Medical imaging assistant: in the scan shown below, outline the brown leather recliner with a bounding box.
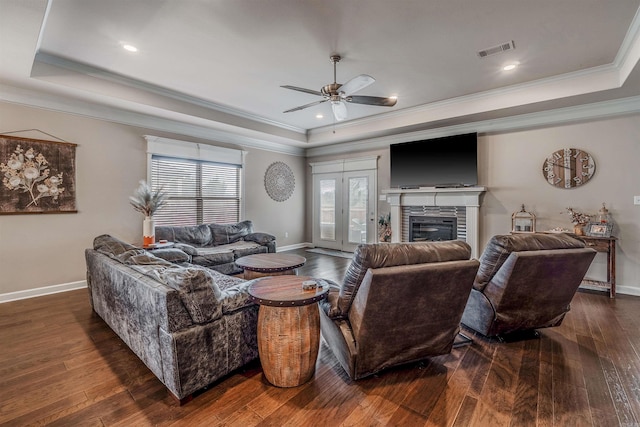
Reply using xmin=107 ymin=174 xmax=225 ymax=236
xmin=319 ymin=241 xmax=480 ymax=380
xmin=461 ymin=233 xmax=597 ymax=338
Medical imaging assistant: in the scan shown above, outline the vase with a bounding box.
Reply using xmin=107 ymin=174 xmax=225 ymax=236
xmin=143 ymin=216 xmax=155 ymax=246
xmin=573 ymin=224 xmax=585 ymax=236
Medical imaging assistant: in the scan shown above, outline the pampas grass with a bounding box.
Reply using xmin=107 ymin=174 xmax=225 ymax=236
xmin=129 ymin=180 xmax=168 ymax=217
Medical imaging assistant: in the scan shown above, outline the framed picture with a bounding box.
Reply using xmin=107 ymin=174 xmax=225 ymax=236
xmin=585 ymin=222 xmax=613 ymax=238
xmin=0 ymin=134 xmax=77 ymax=214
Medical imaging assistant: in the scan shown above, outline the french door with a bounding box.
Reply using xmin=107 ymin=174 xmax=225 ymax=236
xmin=312 ymin=170 xmax=376 ymax=252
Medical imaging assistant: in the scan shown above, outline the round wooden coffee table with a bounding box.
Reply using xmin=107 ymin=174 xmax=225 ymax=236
xmin=248 ymin=275 xmax=330 ymax=387
xmin=235 ymin=253 xmax=306 ymax=279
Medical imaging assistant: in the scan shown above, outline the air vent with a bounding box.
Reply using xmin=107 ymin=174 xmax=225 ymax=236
xmin=477 ymin=40 xmax=516 ymax=58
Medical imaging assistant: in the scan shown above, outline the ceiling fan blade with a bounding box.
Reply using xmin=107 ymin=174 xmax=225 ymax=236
xmin=331 ymin=101 xmax=348 ymax=121
xmin=283 ymin=99 xmax=327 ymax=113
xmin=280 ymin=85 xmax=324 ymax=97
xmin=339 ymin=74 xmax=375 ymax=96
xmin=347 ymin=95 xmax=397 ymax=107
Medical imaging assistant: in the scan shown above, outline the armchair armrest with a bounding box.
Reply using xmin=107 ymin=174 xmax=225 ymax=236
xmin=317 ymin=279 xmax=343 ymax=319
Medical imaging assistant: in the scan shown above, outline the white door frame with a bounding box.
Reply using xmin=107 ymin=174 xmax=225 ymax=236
xmin=310 ymin=157 xmax=378 ymax=251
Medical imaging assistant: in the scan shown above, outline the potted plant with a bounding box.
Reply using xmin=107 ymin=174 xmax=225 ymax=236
xmin=378 ymin=213 xmax=392 ymax=242
xmin=565 ymin=207 xmax=591 ymax=236
xmin=130 ymin=180 xmax=168 ymax=246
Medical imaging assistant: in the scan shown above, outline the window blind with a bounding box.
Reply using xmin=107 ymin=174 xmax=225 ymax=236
xmin=150 ymin=155 xmax=241 ymax=226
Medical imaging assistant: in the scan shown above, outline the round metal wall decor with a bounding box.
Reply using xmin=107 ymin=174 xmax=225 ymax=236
xmin=264 ymin=161 xmax=295 ymax=202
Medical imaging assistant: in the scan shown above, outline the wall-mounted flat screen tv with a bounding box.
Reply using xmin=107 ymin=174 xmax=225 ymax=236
xmin=390 ymin=132 xmax=478 ymax=188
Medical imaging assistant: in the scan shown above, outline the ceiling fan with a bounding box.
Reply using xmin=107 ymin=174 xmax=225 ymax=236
xmin=281 ymin=55 xmax=397 ymax=122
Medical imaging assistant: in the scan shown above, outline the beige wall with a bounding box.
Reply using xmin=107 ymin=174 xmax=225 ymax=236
xmin=479 ymin=116 xmax=640 ymax=295
xmin=0 ymin=102 xmax=306 ymax=296
xmin=243 ymin=148 xmax=306 ymax=247
xmin=2 ymin=100 xmax=638 ymax=297
xmin=307 ymin=114 xmax=640 ymax=295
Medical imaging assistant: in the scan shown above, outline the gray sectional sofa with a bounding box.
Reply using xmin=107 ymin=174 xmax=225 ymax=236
xmin=155 ymin=220 xmax=276 ymax=275
xmin=85 ymin=234 xmax=259 ymax=402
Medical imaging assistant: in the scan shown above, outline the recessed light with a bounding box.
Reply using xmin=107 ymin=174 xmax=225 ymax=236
xmin=316 ymin=113 xmax=324 ymax=119
xmin=122 ymin=44 xmax=138 ymax=52
xmin=503 ymin=63 xmax=518 ymax=71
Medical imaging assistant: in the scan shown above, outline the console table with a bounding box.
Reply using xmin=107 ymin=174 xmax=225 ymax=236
xmin=579 ymin=236 xmax=617 ymax=298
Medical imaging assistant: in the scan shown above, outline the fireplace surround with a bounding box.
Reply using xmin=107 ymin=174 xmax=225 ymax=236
xmin=383 ymin=187 xmax=486 ymax=258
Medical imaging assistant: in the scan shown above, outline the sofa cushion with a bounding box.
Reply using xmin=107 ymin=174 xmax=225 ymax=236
xmin=229 ymin=241 xmax=268 ymax=259
xmin=474 ymin=233 xmax=586 ymax=291
xmin=117 ymin=249 xmax=174 ymax=266
xmin=209 ymin=220 xmax=253 ymax=245
xmin=158 ymin=267 xmax=222 ymax=324
xmin=156 ymin=224 xmax=212 ymax=246
xmin=152 ymin=248 xmax=191 ymax=264
xmin=191 ymin=245 xmax=235 ymax=267
xmin=336 ymin=240 xmax=472 ymax=317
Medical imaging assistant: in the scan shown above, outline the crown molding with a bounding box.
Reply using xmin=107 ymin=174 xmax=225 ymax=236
xmin=616 ymin=5 xmax=640 ymax=82
xmin=33 ymin=52 xmax=308 ymax=136
xmin=307 ymin=10 xmax=640 ymax=144
xmin=0 ymin=83 xmax=306 ymax=156
xmin=306 ymin=63 xmax=625 ymax=145
xmin=305 ymin=96 xmax=640 ymax=157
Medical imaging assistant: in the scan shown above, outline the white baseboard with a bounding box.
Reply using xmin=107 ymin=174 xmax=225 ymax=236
xmin=615 ymin=285 xmax=640 ymax=297
xmin=0 ymin=280 xmax=87 ymax=304
xmin=2 ymin=275 xmax=636 ymax=304
xmin=276 ymin=242 xmax=313 ymax=252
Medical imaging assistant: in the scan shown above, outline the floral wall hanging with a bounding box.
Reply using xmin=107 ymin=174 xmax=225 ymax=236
xmin=0 ymin=135 xmax=77 ymax=214
xmin=264 ymin=161 xmax=295 ymax=202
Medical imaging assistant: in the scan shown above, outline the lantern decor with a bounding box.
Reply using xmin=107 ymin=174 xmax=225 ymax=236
xmin=597 ymin=202 xmax=612 ymax=224
xmin=511 ymin=204 xmax=536 ymax=234
xmin=585 ymin=202 xmax=614 ymax=238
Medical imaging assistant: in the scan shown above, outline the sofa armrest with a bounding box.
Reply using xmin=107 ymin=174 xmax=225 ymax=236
xmin=172 ymin=242 xmax=198 ymax=256
xmin=220 ymin=280 xmax=258 ymax=313
xmin=244 ymin=232 xmax=276 ymax=253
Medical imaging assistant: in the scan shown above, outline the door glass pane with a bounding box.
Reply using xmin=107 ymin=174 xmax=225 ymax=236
xmin=319 ymin=179 xmax=336 ymax=240
xmin=348 ymin=177 xmax=368 ymax=244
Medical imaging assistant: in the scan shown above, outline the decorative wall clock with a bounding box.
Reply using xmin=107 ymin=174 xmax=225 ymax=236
xmin=264 ymin=161 xmax=295 ymax=201
xmin=542 ymin=148 xmax=595 ymax=188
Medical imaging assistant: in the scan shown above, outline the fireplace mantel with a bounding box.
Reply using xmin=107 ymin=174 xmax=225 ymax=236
xmin=383 ymin=187 xmax=487 ymax=258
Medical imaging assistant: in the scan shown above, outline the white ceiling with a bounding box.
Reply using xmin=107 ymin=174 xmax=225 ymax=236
xmin=1 ymin=0 xmax=639 ymax=154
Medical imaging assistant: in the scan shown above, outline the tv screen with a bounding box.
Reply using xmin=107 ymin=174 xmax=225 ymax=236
xmin=390 ymin=133 xmax=478 ymax=188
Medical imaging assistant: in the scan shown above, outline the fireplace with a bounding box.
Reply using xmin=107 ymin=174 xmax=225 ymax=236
xmin=383 ymin=186 xmax=486 ymax=257
xmin=409 ymin=216 xmax=457 ymax=242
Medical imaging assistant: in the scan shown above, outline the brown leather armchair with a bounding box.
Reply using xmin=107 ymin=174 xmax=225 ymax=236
xmin=461 ymin=233 xmax=597 ymax=338
xmin=319 ymin=241 xmax=480 ymax=380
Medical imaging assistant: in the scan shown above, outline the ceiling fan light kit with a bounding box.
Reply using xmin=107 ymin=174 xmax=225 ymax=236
xmin=282 ymin=54 xmax=397 ymax=122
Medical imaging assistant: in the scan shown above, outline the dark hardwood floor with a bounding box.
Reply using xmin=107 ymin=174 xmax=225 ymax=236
xmin=1 ymin=248 xmax=639 ymax=426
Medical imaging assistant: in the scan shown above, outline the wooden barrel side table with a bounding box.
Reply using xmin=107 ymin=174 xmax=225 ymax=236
xmin=236 ymin=253 xmax=306 ymax=280
xmin=248 ymin=275 xmax=329 ymax=387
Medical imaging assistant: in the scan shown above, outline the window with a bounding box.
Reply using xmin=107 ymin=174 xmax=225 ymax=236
xmin=145 ymin=135 xmax=244 ymax=227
